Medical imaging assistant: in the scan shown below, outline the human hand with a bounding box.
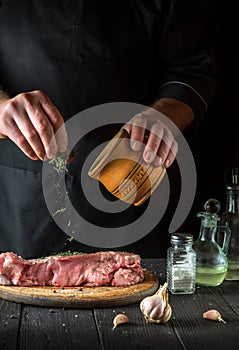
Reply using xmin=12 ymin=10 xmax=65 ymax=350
xmin=0 ymin=90 xmax=67 ymax=160
xmin=123 ymin=107 xmax=178 ymax=168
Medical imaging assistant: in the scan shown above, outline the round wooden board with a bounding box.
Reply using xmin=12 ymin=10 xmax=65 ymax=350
xmin=0 ymin=269 xmax=158 ymax=308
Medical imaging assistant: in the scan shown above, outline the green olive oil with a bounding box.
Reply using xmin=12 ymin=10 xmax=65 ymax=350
xmin=225 ymin=262 xmax=239 ymax=280
xmin=196 ymin=266 xmax=227 ymax=286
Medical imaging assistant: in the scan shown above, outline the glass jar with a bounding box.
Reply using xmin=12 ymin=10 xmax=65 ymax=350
xmin=167 ymin=233 xmax=196 ymax=294
xmin=220 ymin=172 xmax=239 ymax=280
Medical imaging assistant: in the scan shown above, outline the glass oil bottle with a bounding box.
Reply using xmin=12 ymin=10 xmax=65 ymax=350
xmin=220 ymin=167 xmax=239 ymax=280
xmin=193 ymin=199 xmax=230 ymax=286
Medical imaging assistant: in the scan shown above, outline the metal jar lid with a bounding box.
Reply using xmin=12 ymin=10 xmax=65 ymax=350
xmin=170 ymin=233 xmax=193 ymax=244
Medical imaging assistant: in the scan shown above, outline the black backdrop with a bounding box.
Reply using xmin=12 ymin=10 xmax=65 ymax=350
xmin=179 ymin=1 xmax=238 ymax=242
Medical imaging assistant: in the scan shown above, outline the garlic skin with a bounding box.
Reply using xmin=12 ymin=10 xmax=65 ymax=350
xmin=112 ymin=313 xmax=130 ymax=330
xmin=140 ymin=282 xmax=172 ymax=324
xmin=203 ymin=309 xmax=226 ymax=323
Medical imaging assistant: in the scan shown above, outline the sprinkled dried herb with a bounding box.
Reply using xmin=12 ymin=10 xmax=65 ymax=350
xmin=52 ymin=207 xmax=67 ymax=217
xmin=48 ymin=152 xmax=69 ymax=174
xmin=48 ymin=152 xmax=75 ymax=247
xmin=53 ymin=251 xmax=83 ymax=256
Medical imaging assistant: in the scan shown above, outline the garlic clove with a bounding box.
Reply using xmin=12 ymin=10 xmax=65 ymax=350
xmin=203 ymin=309 xmax=226 ymax=323
xmin=161 ymin=303 xmax=172 ymax=323
xmin=112 ymin=313 xmax=130 ymax=330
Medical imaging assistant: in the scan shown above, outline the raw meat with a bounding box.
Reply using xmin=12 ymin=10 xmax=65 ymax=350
xmin=0 ymin=251 xmax=144 ymax=287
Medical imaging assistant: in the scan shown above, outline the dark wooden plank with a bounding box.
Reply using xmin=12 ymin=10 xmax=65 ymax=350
xmin=168 ymin=284 xmax=239 ymax=350
xmin=208 ymin=281 xmax=239 ymax=315
xmin=17 ymin=305 xmax=101 ymax=350
xmin=142 ymin=259 xmax=166 ymax=279
xmin=142 ymin=259 xmax=166 ymax=282
xmin=94 ymin=303 xmax=183 ymax=350
xmin=0 ymin=300 xmax=21 ymax=350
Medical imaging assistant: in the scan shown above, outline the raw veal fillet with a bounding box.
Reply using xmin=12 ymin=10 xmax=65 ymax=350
xmin=0 ymin=251 xmax=144 ymax=287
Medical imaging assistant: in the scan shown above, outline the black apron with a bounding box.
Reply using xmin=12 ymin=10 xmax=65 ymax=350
xmin=0 ymin=0 xmax=215 ymax=258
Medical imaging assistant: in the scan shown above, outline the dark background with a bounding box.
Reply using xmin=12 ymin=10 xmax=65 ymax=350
xmin=180 ymin=2 xmax=238 ymax=240
xmin=64 ymin=2 xmax=239 ymax=258
xmin=132 ymin=2 xmax=239 ymax=257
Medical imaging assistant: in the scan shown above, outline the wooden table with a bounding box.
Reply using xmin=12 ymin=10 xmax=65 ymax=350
xmin=1 ymin=259 xmax=239 ymax=350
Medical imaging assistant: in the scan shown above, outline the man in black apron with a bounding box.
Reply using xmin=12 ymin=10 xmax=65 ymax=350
xmin=0 ymin=1 xmax=218 ymax=258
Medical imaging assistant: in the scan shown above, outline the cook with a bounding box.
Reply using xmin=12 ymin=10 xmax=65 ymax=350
xmin=0 ymin=1 xmax=218 ymax=258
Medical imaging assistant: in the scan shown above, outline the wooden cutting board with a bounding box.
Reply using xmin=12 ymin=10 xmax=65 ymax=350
xmin=0 ymin=269 xmax=158 ymax=308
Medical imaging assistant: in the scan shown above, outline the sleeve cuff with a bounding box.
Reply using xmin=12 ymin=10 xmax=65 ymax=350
xmin=156 ymin=81 xmax=208 ymax=118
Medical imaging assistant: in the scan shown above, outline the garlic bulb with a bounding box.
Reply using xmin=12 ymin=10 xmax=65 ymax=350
xmin=140 ymin=282 xmax=172 ymax=323
xmin=203 ymin=309 xmax=226 ymax=323
xmin=112 ymin=313 xmax=130 ymax=330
